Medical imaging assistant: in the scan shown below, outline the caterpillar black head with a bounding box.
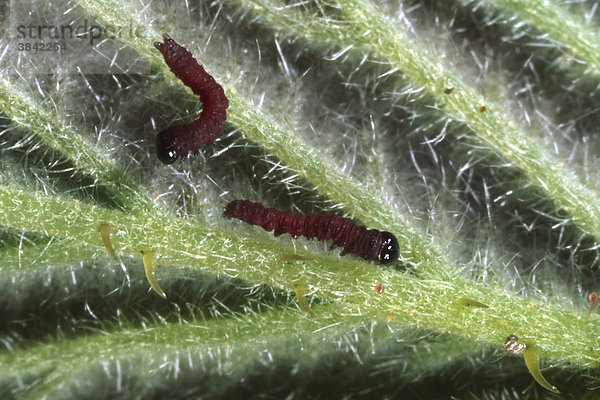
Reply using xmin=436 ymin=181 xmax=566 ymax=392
xmin=378 ymin=231 xmax=398 ymax=265
xmin=156 ymin=129 xmax=178 ymax=164
xmin=153 ymin=33 xmax=177 ymax=59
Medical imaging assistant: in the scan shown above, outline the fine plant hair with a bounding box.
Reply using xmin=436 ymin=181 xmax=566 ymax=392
xmin=2 ymin=0 xmax=600 ymax=398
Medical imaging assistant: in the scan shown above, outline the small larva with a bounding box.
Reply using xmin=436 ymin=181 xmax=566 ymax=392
xmin=223 ymin=200 xmax=399 ymax=265
xmin=154 ymin=34 xmax=229 ymax=164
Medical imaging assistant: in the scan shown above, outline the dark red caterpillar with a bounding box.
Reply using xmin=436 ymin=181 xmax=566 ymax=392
xmin=223 ymin=200 xmax=399 ymax=265
xmin=154 ymin=34 xmax=229 ymax=164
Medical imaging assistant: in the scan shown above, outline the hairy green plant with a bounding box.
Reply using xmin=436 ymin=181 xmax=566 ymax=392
xmin=2 ymin=0 xmax=600 ymax=398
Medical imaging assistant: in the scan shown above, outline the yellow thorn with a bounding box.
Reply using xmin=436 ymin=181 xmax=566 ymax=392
xmin=293 ymin=278 xmax=312 ymax=315
xmin=523 ymin=345 xmax=559 ymax=394
xmin=504 ymin=335 xmax=559 ymax=394
xmin=98 ymin=223 xmax=118 ymax=261
xmin=141 ymin=250 xmax=167 ymax=299
xmin=455 ymin=297 xmax=488 ymax=308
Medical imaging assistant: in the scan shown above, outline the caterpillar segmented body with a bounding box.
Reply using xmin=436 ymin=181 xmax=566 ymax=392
xmin=223 ymin=200 xmax=399 ymax=265
xmin=154 ymin=34 xmax=229 ymax=164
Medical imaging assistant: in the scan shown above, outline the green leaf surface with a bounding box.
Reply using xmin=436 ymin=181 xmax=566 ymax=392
xmin=2 ymin=0 xmax=600 ymax=398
